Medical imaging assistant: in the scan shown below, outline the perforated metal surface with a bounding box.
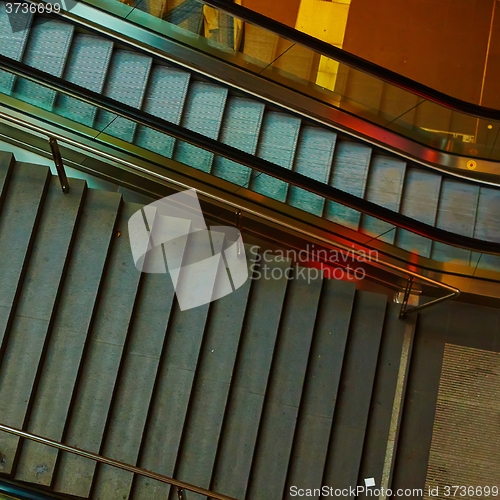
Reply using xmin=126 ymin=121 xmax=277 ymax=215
xmin=425 ymin=344 xmax=500 ymax=500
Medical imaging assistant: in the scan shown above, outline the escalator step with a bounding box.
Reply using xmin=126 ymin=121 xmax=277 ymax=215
xmin=212 ymin=96 xmax=265 ymax=187
xmin=361 ymin=155 xmax=406 ymax=245
xmin=251 ymin=111 xmax=301 ymax=202
xmin=95 ymin=50 xmax=153 ymax=142
xmin=397 ymin=168 xmax=442 ymax=258
xmin=15 ymin=18 xmax=74 ymax=110
xmin=174 ymin=81 xmax=228 ymax=173
xmin=325 ymin=140 xmax=372 ymax=230
xmin=432 ymin=178 xmax=480 ymax=265
xmin=56 ymin=33 xmax=113 ymax=127
xmin=288 ymin=126 xmax=336 ymax=216
xmin=135 ymin=65 xmax=191 ymax=158
xmin=0 ymin=4 xmax=33 ymax=94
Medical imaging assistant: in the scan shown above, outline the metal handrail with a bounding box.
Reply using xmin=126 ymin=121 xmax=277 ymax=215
xmin=0 ymin=424 xmax=236 ymax=500
xmin=202 ymin=0 xmax=500 ymax=121
xmin=0 ymin=106 xmax=460 ymax=316
xmin=1 ymin=54 xmax=500 ymax=255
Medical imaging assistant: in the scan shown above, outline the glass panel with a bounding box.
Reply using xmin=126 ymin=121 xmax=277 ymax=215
xmin=71 ymin=0 xmax=500 ymax=168
xmin=1 ymin=70 xmax=498 ymax=275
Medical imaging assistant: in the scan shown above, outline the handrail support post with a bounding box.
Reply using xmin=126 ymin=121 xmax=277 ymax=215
xmin=49 ymin=137 xmax=70 ymax=194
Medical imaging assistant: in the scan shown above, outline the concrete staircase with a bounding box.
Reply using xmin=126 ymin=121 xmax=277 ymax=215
xmin=0 ymin=152 xmax=414 ymax=499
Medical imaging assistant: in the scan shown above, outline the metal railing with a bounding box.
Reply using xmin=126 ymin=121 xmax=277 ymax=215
xmin=0 ymin=424 xmax=236 ymax=500
xmin=0 ymin=105 xmax=460 ymax=317
xmin=1 ymin=54 xmax=500 ymax=255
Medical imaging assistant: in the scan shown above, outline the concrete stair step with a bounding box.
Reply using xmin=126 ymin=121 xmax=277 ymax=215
xmin=247 ymin=266 xmax=323 ymax=499
xmin=14 ymin=189 xmax=122 ymax=487
xmin=0 ymin=177 xmax=85 ymax=476
xmin=52 ymin=203 xmax=143 ymax=498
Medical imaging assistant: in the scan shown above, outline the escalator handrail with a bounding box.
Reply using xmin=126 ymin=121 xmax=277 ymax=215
xmin=202 ymin=0 xmax=500 ymax=122
xmin=1 ymin=53 xmax=500 ymax=256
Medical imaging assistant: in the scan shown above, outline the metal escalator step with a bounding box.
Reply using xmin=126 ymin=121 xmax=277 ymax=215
xmin=0 ymin=162 xmax=51 ymax=476
xmin=250 ymin=111 xmax=301 ymax=202
xmin=0 ymin=177 xmax=85 ymax=477
xmin=212 ymin=97 xmax=265 ymax=187
xmin=56 ymin=33 xmax=113 ymax=127
xmin=325 ymin=140 xmax=372 ymax=230
xmin=15 ymin=18 xmax=74 ymax=110
xmin=288 ymin=126 xmax=336 ymax=216
xmin=247 ymin=266 xmax=323 ymax=499
xmin=174 ymin=81 xmax=228 ymax=173
xmin=95 ymin=50 xmax=153 ymax=142
xmin=474 ymin=186 xmax=500 ymax=243
xmin=211 ymin=257 xmax=290 ymax=500
xmin=396 ymin=168 xmax=442 ymax=258
xmin=172 ymin=261 xmax=253 ymax=500
xmin=361 ymin=155 xmax=406 ymax=245
xmin=322 ymin=290 xmax=387 ymax=494
xmin=53 ymin=203 xmax=143 ymax=499
xmin=432 ymin=178 xmax=480 ymax=265
xmin=132 ymin=229 xmax=223 ymax=500
xmin=134 ymin=65 xmax=190 ymax=158
xmin=14 ymin=189 xmax=121 ymax=488
xmin=0 ymin=4 xmax=33 ymax=94
xmin=286 ymin=279 xmax=356 ymax=496
xmin=91 ymin=272 xmax=176 ymax=500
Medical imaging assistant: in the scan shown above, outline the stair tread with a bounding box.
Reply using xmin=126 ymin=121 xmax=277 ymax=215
xmin=173 ymin=268 xmax=253 ymax=500
xmin=0 ymin=177 xmax=85 ymax=476
xmin=286 ymin=279 xmax=356 ymax=494
xmin=14 ymin=189 xmax=121 ymax=487
xmin=322 ymin=290 xmax=387 ymax=491
xmin=53 ymin=202 xmax=143 ymax=498
xmin=358 ymin=304 xmax=415 ymax=500
xmin=247 ymin=266 xmax=323 ymax=499
xmin=56 ymin=33 xmax=113 ymax=127
xmin=0 ymin=162 xmax=50 ymax=352
xmin=211 ymin=257 xmax=290 ymax=499
xmin=91 ymin=271 xmax=177 ymax=500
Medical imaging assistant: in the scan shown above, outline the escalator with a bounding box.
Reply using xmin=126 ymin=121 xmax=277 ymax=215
xmin=0 ymin=0 xmax=500 ymax=278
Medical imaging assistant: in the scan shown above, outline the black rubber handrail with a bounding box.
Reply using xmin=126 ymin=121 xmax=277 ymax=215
xmin=1 ymin=53 xmax=500 ymax=255
xmin=202 ymin=0 xmax=500 ymax=122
